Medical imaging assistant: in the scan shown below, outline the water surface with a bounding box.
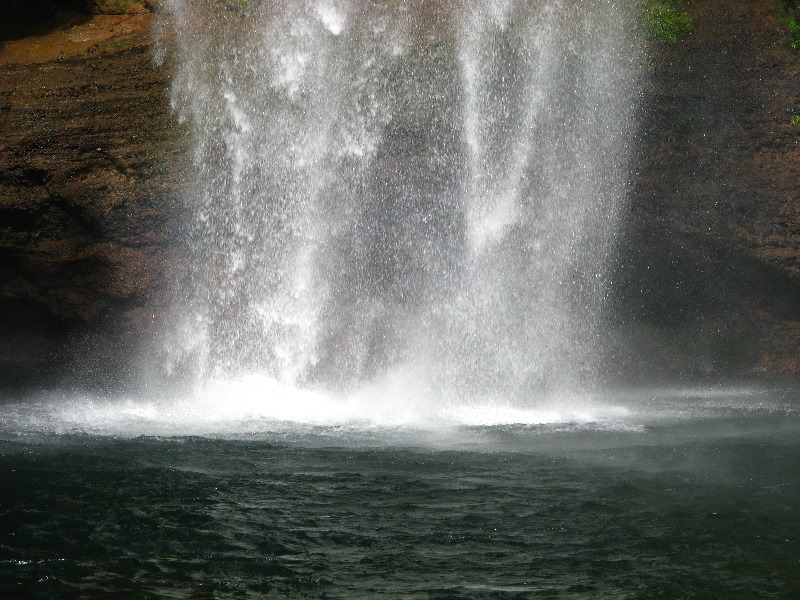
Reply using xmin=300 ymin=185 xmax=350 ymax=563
xmin=2 ymin=388 xmax=798 ymax=599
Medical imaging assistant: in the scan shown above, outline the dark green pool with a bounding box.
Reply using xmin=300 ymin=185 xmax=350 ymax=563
xmin=1 ymin=389 xmax=798 ymax=599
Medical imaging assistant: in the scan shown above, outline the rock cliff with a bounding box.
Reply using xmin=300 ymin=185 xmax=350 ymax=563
xmin=612 ymin=0 xmax=800 ymax=382
xmin=0 ymin=1 xmax=185 ymax=389
xmin=0 ymin=0 xmax=798 ymax=390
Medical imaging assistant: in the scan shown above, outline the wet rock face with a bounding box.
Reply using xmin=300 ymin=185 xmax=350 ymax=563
xmin=72 ymin=0 xmax=153 ymax=14
xmin=0 ymin=0 xmax=151 ymax=36
xmin=611 ymin=0 xmax=800 ymax=381
xmin=0 ymin=22 xmax=187 ymax=389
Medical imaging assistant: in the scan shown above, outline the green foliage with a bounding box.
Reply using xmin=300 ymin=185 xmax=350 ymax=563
xmin=782 ymin=0 xmax=800 ymax=48
xmin=791 ymin=114 xmax=800 ymax=127
xmin=106 ymin=38 xmax=129 ymax=51
xmin=642 ymin=0 xmax=694 ymax=43
xmin=787 ymin=19 xmax=800 ymax=48
xmin=674 ymin=113 xmax=695 ymax=130
xmin=106 ymin=0 xmax=130 ymax=14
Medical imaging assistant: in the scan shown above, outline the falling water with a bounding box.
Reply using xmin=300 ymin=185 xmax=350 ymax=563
xmin=5 ymin=8 xmax=800 ymax=597
xmin=155 ymin=0 xmax=642 ymax=416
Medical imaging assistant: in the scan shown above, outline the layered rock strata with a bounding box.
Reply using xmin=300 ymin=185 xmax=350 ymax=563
xmin=0 ymin=4 xmax=185 ymax=389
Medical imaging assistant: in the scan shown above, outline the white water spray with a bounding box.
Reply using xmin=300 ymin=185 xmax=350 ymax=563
xmin=154 ymin=0 xmax=642 ymax=424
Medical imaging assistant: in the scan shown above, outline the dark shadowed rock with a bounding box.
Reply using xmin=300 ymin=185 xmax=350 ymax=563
xmin=611 ymin=0 xmax=800 ymax=382
xmin=0 ymin=12 xmax=187 ymax=390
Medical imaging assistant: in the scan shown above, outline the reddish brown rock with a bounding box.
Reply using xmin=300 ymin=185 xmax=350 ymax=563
xmin=72 ymin=0 xmax=152 ymax=14
xmin=613 ymin=0 xmax=800 ymax=382
xmin=0 ymin=10 xmax=187 ymax=389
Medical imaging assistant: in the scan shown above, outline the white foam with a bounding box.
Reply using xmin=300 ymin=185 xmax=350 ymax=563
xmin=0 ymin=371 xmax=649 ymax=439
xmin=315 ymin=2 xmax=345 ymax=36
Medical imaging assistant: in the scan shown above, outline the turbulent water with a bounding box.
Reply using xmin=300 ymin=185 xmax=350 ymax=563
xmin=1 ymin=389 xmax=799 ymax=599
xmin=155 ymin=0 xmax=641 ymax=403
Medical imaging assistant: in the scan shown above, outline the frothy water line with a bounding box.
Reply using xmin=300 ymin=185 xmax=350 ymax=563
xmin=4 ymin=392 xmax=630 ymax=438
xmin=4 ymin=384 xmax=795 ymax=442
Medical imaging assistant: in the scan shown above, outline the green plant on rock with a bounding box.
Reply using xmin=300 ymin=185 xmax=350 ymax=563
xmin=642 ymin=0 xmax=694 ymax=43
xmin=675 ymin=113 xmax=695 ymax=130
xmin=782 ymin=0 xmax=800 ymax=48
xmin=104 ymin=38 xmax=130 ymax=52
xmin=106 ymin=0 xmax=130 ymax=14
xmin=787 ymin=19 xmax=800 ymax=48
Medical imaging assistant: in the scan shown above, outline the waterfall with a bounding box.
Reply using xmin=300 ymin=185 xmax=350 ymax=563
xmin=155 ymin=0 xmax=642 ymax=413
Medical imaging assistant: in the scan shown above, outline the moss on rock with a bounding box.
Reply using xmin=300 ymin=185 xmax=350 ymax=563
xmin=642 ymin=0 xmax=694 ymax=43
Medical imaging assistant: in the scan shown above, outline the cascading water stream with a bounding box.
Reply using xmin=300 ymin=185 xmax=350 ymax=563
xmin=153 ymin=0 xmax=642 ymax=423
xmin=5 ymin=10 xmax=800 ymax=597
